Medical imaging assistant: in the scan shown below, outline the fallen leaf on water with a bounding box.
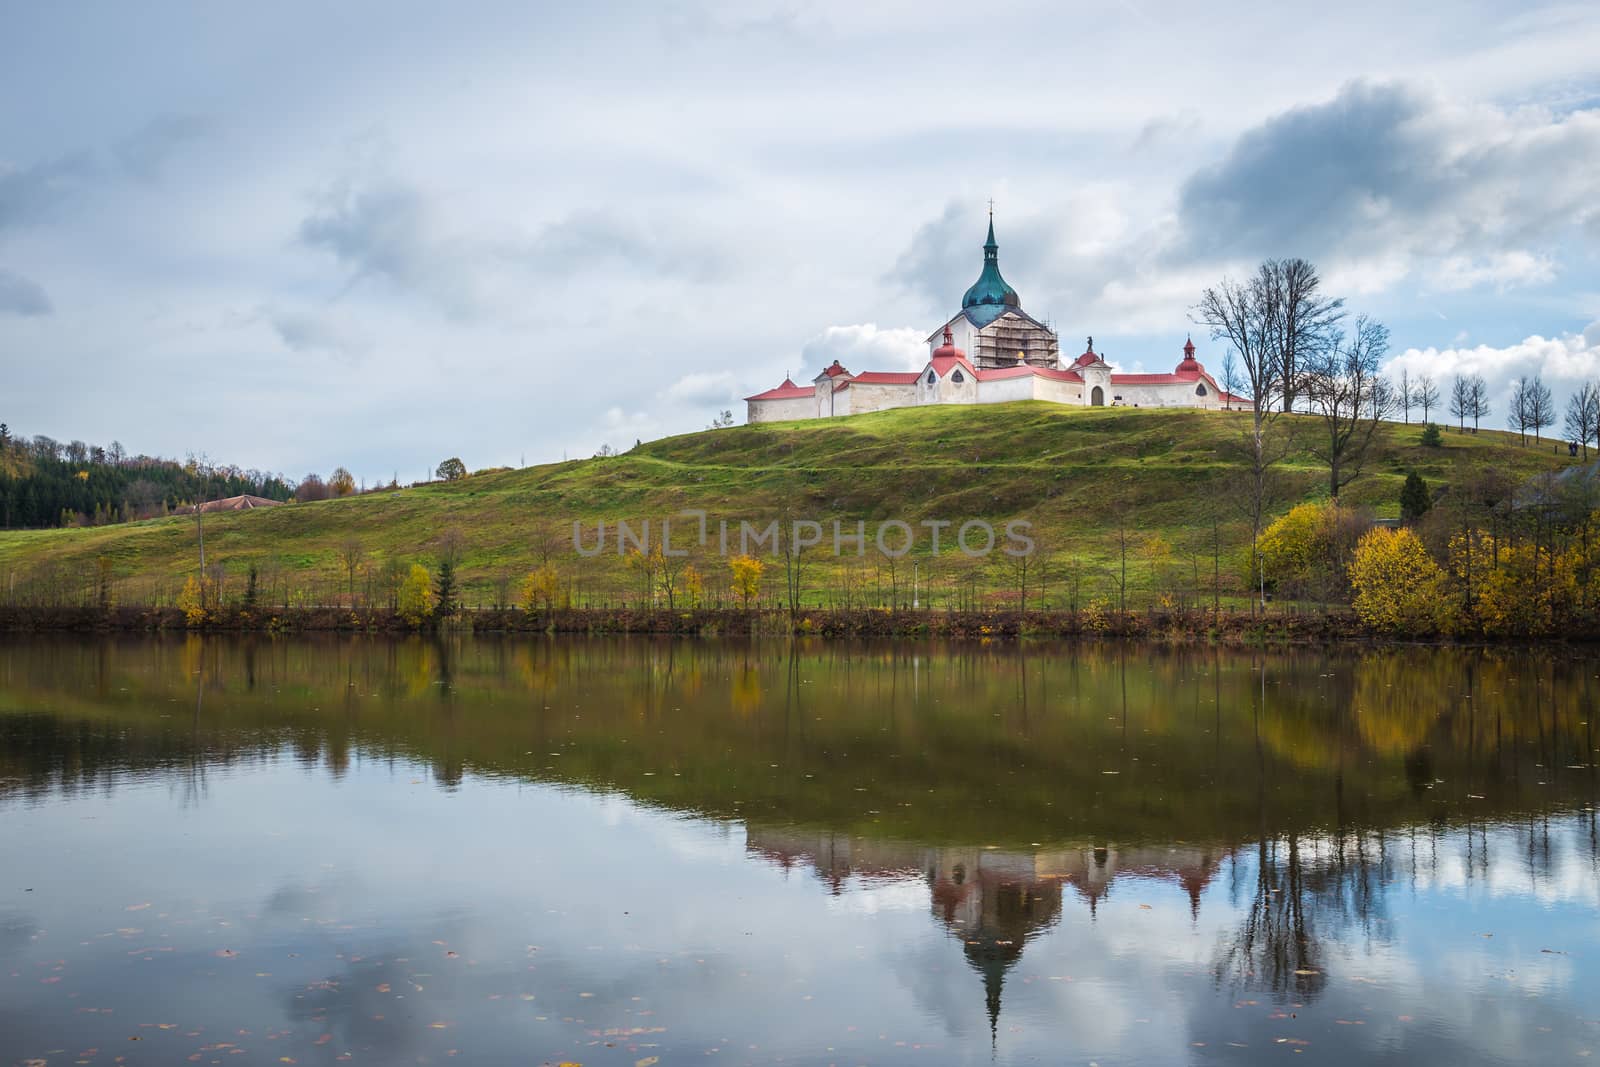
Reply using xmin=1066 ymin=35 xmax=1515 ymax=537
xmin=314 ymin=1035 xmax=332 ymax=1046
xmin=636 ymin=1058 xmax=660 ymax=1067
xmin=1138 ymin=904 xmax=1152 ymax=910
xmin=376 ymin=984 xmax=391 ymax=993
xmin=430 ymin=1022 xmax=450 ymax=1030
xmin=125 ymin=904 xmax=150 ymax=912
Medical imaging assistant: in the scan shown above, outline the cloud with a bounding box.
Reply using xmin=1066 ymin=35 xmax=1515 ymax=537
xmin=666 ymin=370 xmax=738 ymax=405
xmin=267 ymin=305 xmax=368 ymax=358
xmin=298 ymin=165 xmax=730 ymax=323
xmin=800 ymin=323 xmax=928 ymax=373
xmin=0 ymin=268 xmax=51 ymax=316
xmin=1176 ymin=80 xmax=1600 ymax=282
xmin=1387 ymin=321 xmax=1600 ymax=428
xmin=525 ymin=210 xmax=728 ymax=283
xmin=0 ymin=152 xmax=98 ymax=231
xmin=299 ymin=175 xmax=478 ymax=314
xmin=113 ymin=114 xmax=217 ymax=180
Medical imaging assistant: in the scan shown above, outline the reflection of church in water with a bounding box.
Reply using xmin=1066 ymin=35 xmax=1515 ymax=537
xmin=747 ymin=828 xmax=1223 ymax=1038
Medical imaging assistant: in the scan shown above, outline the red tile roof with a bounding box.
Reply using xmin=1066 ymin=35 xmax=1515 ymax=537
xmin=928 ymin=353 xmax=976 ymax=377
xmin=744 ymin=377 xmax=813 ymax=401
xmin=847 ymin=370 xmax=922 ymax=385
xmin=1111 ymin=372 xmax=1200 ymax=385
xmin=976 ymin=365 xmax=1083 ymax=383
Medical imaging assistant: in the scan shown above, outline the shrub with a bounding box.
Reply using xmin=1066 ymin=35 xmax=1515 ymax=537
xmin=1419 ymin=423 xmax=1443 ymax=447
xmin=1348 ymin=528 xmax=1451 ymax=635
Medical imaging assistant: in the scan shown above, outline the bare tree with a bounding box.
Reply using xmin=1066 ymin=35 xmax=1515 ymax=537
xmin=1526 ymin=375 xmax=1554 ymax=443
xmin=1399 ymin=368 xmax=1412 ymax=424
xmin=1564 ymin=381 xmax=1599 ymax=458
xmin=1415 ymin=374 xmax=1439 ymax=425
xmin=1303 ymin=316 xmax=1394 ymax=499
xmin=1220 ymin=350 xmax=1242 ymax=409
xmin=1449 ymin=375 xmax=1471 ymax=431
xmin=1468 ymin=375 xmax=1490 ymax=433
xmin=1194 ymin=275 xmax=1279 ymax=425
xmin=1370 ymin=374 xmax=1396 ymax=420
xmin=297 ymin=473 xmax=330 ymax=502
xmin=1260 ymin=258 xmax=1345 ymax=411
xmin=1194 ymin=271 xmax=1295 ymax=614
xmin=337 ymin=537 xmax=366 ymax=606
xmin=1509 ymin=377 xmax=1530 ymax=444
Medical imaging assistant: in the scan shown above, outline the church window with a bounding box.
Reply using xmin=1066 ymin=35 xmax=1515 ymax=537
xmin=952 ymin=369 xmax=965 ymax=383
xmin=926 ymin=370 xmax=935 ymax=384
xmin=1196 ymin=383 xmax=1208 ymax=396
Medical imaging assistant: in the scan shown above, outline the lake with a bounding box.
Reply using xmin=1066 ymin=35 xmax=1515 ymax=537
xmin=1 ymin=636 xmax=1597 ymax=1065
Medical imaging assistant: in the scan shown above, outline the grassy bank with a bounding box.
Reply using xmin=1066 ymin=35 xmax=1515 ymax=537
xmin=0 ymin=403 xmax=1579 ymax=611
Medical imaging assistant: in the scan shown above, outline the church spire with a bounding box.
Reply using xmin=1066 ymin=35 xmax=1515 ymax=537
xmin=963 ymin=209 xmax=1018 ymax=314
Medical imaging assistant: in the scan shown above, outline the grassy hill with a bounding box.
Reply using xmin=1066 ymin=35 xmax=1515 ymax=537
xmin=0 ymin=404 xmax=1581 ymax=610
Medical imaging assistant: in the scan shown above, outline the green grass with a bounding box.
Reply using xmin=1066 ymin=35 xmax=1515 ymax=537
xmin=0 ymin=404 xmax=1580 ymax=607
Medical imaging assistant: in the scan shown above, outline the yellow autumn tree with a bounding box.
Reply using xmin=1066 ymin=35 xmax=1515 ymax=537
xmin=397 ymin=563 xmax=436 ymax=627
xmin=1255 ymin=502 xmax=1328 ymax=589
xmin=1348 ymin=527 xmax=1451 ymax=634
xmin=520 ymin=564 xmax=560 ymax=614
xmin=682 ymin=563 xmax=704 ymax=609
xmin=178 ymin=575 xmax=207 ymax=627
xmin=729 ymin=554 xmax=764 ymax=609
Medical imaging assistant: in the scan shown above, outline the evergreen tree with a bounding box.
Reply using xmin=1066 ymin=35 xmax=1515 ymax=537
xmin=1400 ymin=471 xmax=1431 ymax=521
xmin=434 ymin=558 xmax=458 ymax=618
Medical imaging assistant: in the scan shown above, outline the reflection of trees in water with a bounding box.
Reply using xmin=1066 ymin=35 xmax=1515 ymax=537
xmin=1214 ymin=810 xmax=1600 ymax=1005
xmin=4 ymin=638 xmax=1598 ymax=838
xmin=1216 ymin=833 xmax=1364 ymax=1002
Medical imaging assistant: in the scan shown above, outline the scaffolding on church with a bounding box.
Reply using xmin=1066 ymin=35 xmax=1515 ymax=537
xmin=971 ymin=320 xmax=1061 ymax=368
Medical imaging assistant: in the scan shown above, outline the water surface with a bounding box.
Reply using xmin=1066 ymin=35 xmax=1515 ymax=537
xmin=2 ymin=637 xmax=1597 ymax=1065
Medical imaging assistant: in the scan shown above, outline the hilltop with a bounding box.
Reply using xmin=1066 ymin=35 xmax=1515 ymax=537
xmin=0 ymin=404 xmax=1580 ymax=610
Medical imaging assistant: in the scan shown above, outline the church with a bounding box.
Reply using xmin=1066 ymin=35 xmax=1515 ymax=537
xmin=745 ymin=216 xmax=1247 ymax=422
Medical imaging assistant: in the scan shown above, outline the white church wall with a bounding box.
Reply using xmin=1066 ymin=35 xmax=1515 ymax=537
xmin=939 ymin=316 xmax=979 ymax=356
xmin=1034 ymin=377 xmax=1083 ymax=405
xmin=747 ymin=395 xmax=818 ymax=423
xmin=975 ymin=376 xmax=1036 ymax=405
xmin=1109 ymin=381 xmax=1218 ymax=409
xmin=936 ymin=369 xmax=978 ymax=404
xmin=847 ymin=383 xmax=918 ymax=414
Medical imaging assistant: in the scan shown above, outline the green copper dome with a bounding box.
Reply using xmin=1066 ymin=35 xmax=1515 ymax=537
xmin=961 ymin=217 xmax=1020 ymax=324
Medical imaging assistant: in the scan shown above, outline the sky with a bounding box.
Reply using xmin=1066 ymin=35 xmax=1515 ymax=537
xmin=2 ymin=0 xmax=1598 ymax=483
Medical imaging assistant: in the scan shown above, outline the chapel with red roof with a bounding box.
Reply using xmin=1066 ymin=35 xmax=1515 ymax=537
xmin=745 ymin=214 xmax=1247 ymax=422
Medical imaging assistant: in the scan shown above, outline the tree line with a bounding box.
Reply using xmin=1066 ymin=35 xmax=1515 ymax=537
xmin=0 ymin=424 xmax=293 ymax=529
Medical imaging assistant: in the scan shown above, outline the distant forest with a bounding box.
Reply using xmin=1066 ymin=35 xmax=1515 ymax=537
xmin=0 ymin=423 xmax=294 ymax=529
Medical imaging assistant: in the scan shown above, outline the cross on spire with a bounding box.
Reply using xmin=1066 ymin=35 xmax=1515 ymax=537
xmin=987 ymin=197 xmax=994 ymax=217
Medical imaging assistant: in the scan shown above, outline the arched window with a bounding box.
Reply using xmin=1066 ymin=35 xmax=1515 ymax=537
xmin=1196 ymin=382 xmax=1208 ymax=396
xmin=952 ymin=369 xmax=965 ymax=383
xmin=926 ymin=370 xmax=936 ymax=384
